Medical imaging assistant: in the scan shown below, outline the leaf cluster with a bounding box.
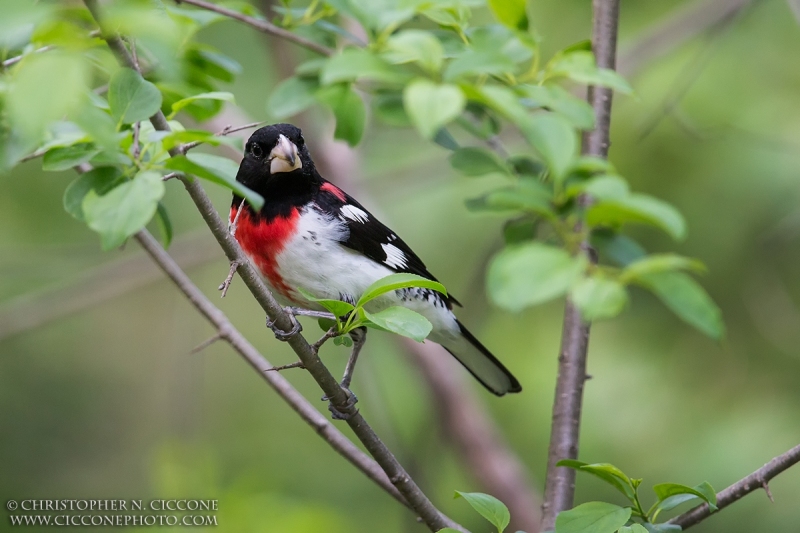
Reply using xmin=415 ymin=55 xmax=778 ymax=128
xmin=300 ymin=273 xmax=447 ymax=344
xmin=0 ymin=0 xmax=258 ymax=249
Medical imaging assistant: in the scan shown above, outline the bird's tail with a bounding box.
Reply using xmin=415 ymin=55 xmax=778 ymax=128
xmin=439 ymin=320 xmax=522 ymax=396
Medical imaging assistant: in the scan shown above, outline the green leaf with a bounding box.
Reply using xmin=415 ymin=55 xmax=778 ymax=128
xmin=315 ymin=83 xmax=366 ymax=146
xmin=374 ymin=93 xmax=411 ymax=127
xmin=591 ymin=231 xmax=646 ymax=267
xmin=618 ymin=525 xmax=648 ymax=533
xmin=587 ymin=194 xmax=687 ymax=241
xmin=384 ymin=30 xmax=444 ymax=74
xmin=168 ymin=91 xmax=234 ymax=119
xmin=547 ymin=51 xmax=633 ymax=95
xmin=318 ymin=317 xmax=338 ymax=332
xmin=83 ymin=171 xmax=165 ymax=250
xmin=357 ymin=273 xmax=447 ymax=307
xmin=488 ymin=243 xmax=586 ymax=312
xmin=635 ymin=271 xmax=724 ymax=339
xmin=433 ymin=128 xmax=460 ymax=151
xmin=555 ymin=502 xmax=631 ymax=533
xmin=445 ymin=48 xmax=517 ymax=81
xmin=488 ymin=0 xmax=528 ymax=30
xmin=63 ymin=167 xmax=124 ymax=221
xmin=466 ymin=181 xmax=553 ymax=215
xmin=449 ymin=147 xmax=510 ymax=177
xmin=454 ymin=491 xmax=510 ymax=533
xmin=568 ymin=156 xmax=616 ymax=177
xmin=296 ymin=287 xmax=356 ymax=318
xmin=268 ymin=76 xmax=319 ymax=119
xmin=364 ymin=307 xmax=432 ymax=342
xmin=521 ymin=85 xmax=595 ymax=130
xmin=8 ymin=51 xmax=89 ymax=143
xmin=557 ymin=460 xmax=636 ymax=501
xmin=652 ymin=493 xmax=700 ymax=514
xmin=108 ymin=68 xmax=163 ymax=125
xmin=42 ymin=143 xmax=100 ymax=172
xmin=334 ymin=335 xmax=353 ymax=347
xmin=620 ymin=254 xmax=705 ymax=284
xmin=477 ymin=85 xmax=530 ymax=123
xmin=403 ymin=79 xmax=466 ymax=140
xmin=571 ymin=277 xmax=628 ymax=321
xmin=320 ymin=48 xmax=403 ymax=85
xmin=653 ymin=482 xmax=717 ymax=511
xmin=503 ymin=217 xmax=537 ymax=244
xmin=518 ymin=113 xmax=577 ymax=182
xmin=154 ymin=202 xmax=173 ymax=248
xmin=164 ymin=154 xmax=264 ymax=210
xmin=567 ymin=174 xmax=629 ymax=201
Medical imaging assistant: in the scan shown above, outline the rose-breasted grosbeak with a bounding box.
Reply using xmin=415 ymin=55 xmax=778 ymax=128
xmin=231 ymin=123 xmax=521 ymax=396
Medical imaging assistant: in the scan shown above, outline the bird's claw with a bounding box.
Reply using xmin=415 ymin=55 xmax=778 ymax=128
xmin=322 ymin=387 xmax=358 ymax=420
xmin=266 ymin=310 xmax=302 ymax=341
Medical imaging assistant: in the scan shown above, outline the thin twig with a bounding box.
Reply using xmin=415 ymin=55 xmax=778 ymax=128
xmin=179 ymin=121 xmax=266 ymax=153
xmin=218 ymin=198 xmax=246 ymax=297
xmin=173 ymin=0 xmax=333 ymax=57
xmin=265 ymin=361 xmax=305 ymax=372
xmin=1 ymin=45 xmax=56 ymax=69
xmin=540 ymin=0 xmax=620 ymax=530
xmin=190 ymin=333 xmax=222 ymax=354
xmin=669 ymin=444 xmax=800 ymax=529
xmin=84 ymin=2 xmax=463 ymax=529
xmin=311 ymin=327 xmax=339 ymax=354
xmin=218 ymin=261 xmax=239 ymax=297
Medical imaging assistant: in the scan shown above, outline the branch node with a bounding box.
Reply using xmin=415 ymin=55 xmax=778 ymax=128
xmin=761 ymin=480 xmax=774 ymax=503
xmin=218 ymin=260 xmax=240 ymax=297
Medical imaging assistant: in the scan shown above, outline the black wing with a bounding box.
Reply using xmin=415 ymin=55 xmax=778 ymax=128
xmin=317 ymin=181 xmax=461 ymax=307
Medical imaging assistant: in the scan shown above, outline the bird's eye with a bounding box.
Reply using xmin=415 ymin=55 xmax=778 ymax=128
xmin=297 ymin=135 xmax=305 ymax=146
xmin=250 ymin=144 xmax=264 ymax=159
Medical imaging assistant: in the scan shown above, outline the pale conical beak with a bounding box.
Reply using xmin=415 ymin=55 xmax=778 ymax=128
xmin=269 ymin=134 xmax=302 ymax=174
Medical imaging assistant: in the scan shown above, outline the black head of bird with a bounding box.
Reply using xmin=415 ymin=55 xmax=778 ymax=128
xmin=236 ymin=123 xmax=318 ymax=193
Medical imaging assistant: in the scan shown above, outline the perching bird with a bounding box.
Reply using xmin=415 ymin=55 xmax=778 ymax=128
xmin=231 ymin=123 xmax=521 ymax=397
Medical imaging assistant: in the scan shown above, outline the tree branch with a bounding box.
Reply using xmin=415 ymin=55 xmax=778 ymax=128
xmin=132 ymin=228 xmax=408 ymax=507
xmin=84 ymin=2 xmax=462 ymax=530
xmin=668 ymin=444 xmax=800 ymax=529
xmin=173 ymin=0 xmax=334 ymax=57
xmin=540 ymin=0 xmax=620 ymax=530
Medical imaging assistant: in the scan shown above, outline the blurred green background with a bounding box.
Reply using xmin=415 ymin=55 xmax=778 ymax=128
xmin=2 ymin=0 xmax=800 ymax=531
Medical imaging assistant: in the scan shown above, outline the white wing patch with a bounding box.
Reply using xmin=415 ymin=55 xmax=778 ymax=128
xmin=340 ymin=204 xmax=369 ymax=223
xmin=381 ymin=243 xmax=407 ymax=269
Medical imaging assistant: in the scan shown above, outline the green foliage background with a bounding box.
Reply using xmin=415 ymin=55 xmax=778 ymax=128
xmin=2 ymin=0 xmax=800 ymax=532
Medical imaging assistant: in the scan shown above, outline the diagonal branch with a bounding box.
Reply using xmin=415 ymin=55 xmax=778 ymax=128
xmin=669 ymin=443 xmax=800 ymax=529
xmin=174 ymin=0 xmax=333 ymax=56
xmin=540 ymin=0 xmax=620 ymax=530
xmin=83 ymin=1 xmax=462 ymax=530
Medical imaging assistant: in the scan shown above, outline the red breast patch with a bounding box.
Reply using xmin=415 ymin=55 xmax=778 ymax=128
xmin=231 ymin=206 xmax=299 ymax=301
